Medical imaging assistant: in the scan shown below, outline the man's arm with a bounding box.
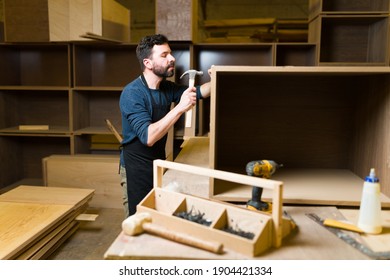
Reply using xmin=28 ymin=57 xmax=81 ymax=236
xmin=199 ymin=81 xmax=211 ymax=98
xmin=147 ymin=70 xmax=211 ymax=147
xmin=146 ymin=86 xmax=197 ymax=146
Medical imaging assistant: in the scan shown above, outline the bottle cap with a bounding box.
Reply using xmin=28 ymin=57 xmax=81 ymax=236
xmin=365 ymin=168 xmax=379 ymax=183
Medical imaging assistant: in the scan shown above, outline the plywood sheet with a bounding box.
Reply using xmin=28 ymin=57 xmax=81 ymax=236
xmin=0 ymin=186 xmax=94 ymax=259
xmin=0 ymin=201 xmax=71 ymax=259
xmin=0 ymin=185 xmax=94 ymax=205
xmin=163 ymin=137 xmax=210 ymax=198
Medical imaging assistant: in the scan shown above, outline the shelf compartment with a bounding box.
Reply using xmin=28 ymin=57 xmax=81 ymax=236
xmin=310 ymin=15 xmax=389 ymax=65
xmin=193 ymin=44 xmax=274 ymax=84
xmin=0 ymin=135 xmax=71 ymax=189
xmin=73 ymin=43 xmax=138 ymax=87
xmin=275 ymin=43 xmax=317 ymax=66
xmin=73 ymin=134 xmax=121 ymax=154
xmin=210 ymin=66 xmax=390 ymax=202
xmin=173 ymin=195 xmax=226 ymax=227
xmin=72 ymin=89 xmax=121 ymax=133
xmin=309 ymin=0 xmax=390 ymax=20
xmin=0 ymin=44 xmax=70 ymax=86
xmin=0 ymin=89 xmax=70 ymax=134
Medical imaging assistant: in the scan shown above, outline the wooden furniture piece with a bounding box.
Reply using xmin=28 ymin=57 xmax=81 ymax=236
xmin=0 ymin=41 xmax=191 ymax=189
xmin=209 ymin=66 xmax=390 ymax=202
xmin=308 ymin=0 xmax=390 ymax=65
xmin=3 ymin=0 xmax=130 ymax=42
xmin=104 ymin=206 xmax=390 ymax=259
xmin=0 ymin=185 xmax=94 ymax=260
xmin=43 ymin=154 xmax=122 ymax=209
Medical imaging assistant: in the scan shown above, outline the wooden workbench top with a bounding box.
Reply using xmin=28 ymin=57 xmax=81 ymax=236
xmin=104 ymin=206 xmax=390 ymax=260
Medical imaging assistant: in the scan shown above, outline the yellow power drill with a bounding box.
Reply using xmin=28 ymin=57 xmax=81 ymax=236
xmin=246 ymin=160 xmax=283 ymax=212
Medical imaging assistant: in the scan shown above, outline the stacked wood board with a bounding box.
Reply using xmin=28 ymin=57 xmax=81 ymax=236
xmin=0 ymin=185 xmax=94 ymax=260
xmin=3 ymin=0 xmax=130 ymax=42
xmin=43 ymin=154 xmax=122 ymax=209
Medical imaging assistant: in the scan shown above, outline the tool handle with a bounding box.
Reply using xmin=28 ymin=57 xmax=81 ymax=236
xmin=143 ymin=222 xmax=223 ymax=254
xmin=184 ymin=78 xmax=195 ymax=128
xmin=188 ymin=78 xmax=195 ymax=88
xmin=323 ymin=219 xmax=364 ymax=233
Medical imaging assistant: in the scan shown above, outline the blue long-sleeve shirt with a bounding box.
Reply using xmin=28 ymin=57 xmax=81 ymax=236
xmin=119 ymin=76 xmax=202 ymax=164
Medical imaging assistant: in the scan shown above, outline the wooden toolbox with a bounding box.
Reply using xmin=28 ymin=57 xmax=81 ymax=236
xmin=136 ymin=159 xmax=295 ymax=257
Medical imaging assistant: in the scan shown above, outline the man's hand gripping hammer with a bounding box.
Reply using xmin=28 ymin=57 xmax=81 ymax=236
xmin=180 ymin=70 xmax=203 ymax=135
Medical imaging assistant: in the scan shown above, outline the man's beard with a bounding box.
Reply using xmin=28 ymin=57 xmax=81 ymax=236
xmin=153 ymin=63 xmax=175 ymax=78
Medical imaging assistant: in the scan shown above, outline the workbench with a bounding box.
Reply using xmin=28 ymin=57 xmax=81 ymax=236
xmin=104 ymin=205 xmax=390 ymax=260
xmin=104 ymin=137 xmax=390 ymax=259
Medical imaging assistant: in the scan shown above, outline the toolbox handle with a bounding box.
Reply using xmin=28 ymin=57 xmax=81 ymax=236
xmin=153 ymin=159 xmax=284 ymax=248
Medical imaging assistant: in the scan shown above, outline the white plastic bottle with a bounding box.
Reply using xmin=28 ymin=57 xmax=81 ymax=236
xmin=357 ymin=168 xmax=382 ymax=234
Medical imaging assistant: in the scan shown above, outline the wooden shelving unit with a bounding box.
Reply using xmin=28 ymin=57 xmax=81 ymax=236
xmin=309 ymin=0 xmax=390 ymax=65
xmin=1 ymin=0 xmax=390 ymax=196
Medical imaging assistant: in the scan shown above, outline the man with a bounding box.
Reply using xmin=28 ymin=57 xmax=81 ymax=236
xmin=119 ymin=34 xmax=211 ymax=216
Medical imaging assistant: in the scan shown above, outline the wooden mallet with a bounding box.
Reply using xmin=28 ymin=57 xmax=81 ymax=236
xmin=122 ymin=212 xmax=223 ymax=254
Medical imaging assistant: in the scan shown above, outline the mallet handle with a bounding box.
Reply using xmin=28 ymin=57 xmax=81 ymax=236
xmin=143 ymin=222 xmax=223 ymax=254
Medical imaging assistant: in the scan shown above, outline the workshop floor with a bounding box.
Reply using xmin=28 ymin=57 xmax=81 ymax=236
xmin=48 ymin=207 xmax=124 ymax=260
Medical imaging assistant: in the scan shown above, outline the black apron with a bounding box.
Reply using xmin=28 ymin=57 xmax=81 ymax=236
xmin=123 ymin=75 xmax=170 ymax=216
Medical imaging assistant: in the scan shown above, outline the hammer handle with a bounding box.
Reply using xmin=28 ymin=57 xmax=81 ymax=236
xmin=143 ymin=222 xmax=223 ymax=254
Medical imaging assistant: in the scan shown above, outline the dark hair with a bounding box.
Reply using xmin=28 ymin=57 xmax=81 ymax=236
xmin=136 ymin=34 xmax=169 ymax=71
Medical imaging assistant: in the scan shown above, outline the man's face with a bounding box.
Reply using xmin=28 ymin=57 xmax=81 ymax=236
xmin=150 ymin=43 xmax=175 ymax=78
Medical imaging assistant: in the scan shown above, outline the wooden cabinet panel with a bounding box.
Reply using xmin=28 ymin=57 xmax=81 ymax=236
xmin=311 ymin=15 xmax=389 ymax=65
xmin=209 ymin=66 xmax=390 ymax=201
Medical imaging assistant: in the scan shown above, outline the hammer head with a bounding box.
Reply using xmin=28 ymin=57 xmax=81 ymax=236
xmin=180 ymin=69 xmax=203 ymax=80
xmin=122 ymin=212 xmax=152 ymax=236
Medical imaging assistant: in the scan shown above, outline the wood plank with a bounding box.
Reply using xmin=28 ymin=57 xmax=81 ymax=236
xmin=0 ymin=185 xmax=94 ymax=206
xmin=204 ymin=18 xmax=276 ymax=28
xmin=18 ymin=125 xmax=49 ymax=131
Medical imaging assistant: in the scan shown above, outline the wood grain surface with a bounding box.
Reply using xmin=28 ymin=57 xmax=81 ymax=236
xmin=104 ymin=206 xmax=380 ymax=260
xmin=0 ymin=186 xmax=94 ymax=259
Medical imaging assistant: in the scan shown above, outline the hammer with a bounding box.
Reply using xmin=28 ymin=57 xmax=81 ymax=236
xmin=180 ymin=70 xmax=203 ymax=131
xmin=122 ymin=212 xmax=223 ymax=254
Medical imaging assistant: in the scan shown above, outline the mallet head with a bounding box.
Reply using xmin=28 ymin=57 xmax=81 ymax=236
xmin=122 ymin=212 xmax=152 ymax=236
